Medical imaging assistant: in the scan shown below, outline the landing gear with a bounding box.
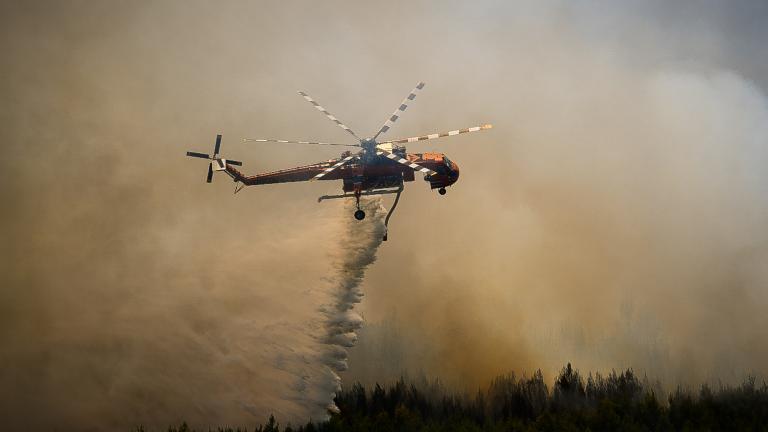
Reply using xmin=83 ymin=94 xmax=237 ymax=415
xmin=353 ymin=185 xmax=365 ymax=220
xmin=438 ymin=187 xmax=447 ymax=195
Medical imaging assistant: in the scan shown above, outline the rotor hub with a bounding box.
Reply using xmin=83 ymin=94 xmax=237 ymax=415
xmin=361 ymin=138 xmax=377 ymax=161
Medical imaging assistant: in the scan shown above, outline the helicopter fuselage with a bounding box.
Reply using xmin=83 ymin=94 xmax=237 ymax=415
xmin=225 ymin=150 xmax=460 ymax=192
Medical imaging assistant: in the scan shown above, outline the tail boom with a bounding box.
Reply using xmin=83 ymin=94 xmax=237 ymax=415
xmin=221 ymin=161 xmax=340 ymax=186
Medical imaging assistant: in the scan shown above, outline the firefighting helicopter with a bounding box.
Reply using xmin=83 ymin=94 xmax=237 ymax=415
xmin=185 ymin=82 xmax=492 ymax=240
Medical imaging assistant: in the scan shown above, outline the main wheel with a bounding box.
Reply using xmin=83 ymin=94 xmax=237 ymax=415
xmin=438 ymin=187 xmax=447 ymax=195
xmin=354 ymin=209 xmax=366 ymax=220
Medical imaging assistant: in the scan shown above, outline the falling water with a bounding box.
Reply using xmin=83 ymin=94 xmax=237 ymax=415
xmin=318 ymin=198 xmax=387 ymax=413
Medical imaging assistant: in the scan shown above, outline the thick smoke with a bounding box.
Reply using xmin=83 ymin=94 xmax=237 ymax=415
xmin=2 ymin=1 xmax=768 ymax=430
xmin=349 ymin=69 xmax=768 ymax=389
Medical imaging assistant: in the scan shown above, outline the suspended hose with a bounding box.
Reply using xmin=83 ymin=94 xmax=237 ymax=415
xmin=383 ymin=187 xmax=403 ymax=240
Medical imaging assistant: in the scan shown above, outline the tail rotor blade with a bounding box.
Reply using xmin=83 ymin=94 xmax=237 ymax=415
xmin=214 ymin=134 xmax=222 ymax=155
xmin=188 ymin=134 xmax=242 ymax=184
xmin=186 ymin=151 xmax=211 ymax=159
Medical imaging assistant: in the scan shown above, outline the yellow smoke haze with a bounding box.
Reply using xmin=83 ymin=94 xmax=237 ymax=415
xmin=1 ymin=0 xmax=767 ymax=430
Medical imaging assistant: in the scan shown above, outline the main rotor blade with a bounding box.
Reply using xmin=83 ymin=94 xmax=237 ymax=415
xmin=297 ymin=91 xmax=361 ymax=141
xmin=206 ymin=163 xmax=213 ymax=183
xmin=311 ymin=154 xmax=359 ymax=181
xmin=372 ymin=82 xmax=425 ymax=141
xmin=186 ymin=151 xmax=211 ymax=159
xmin=226 ymin=159 xmax=243 ymax=166
xmin=376 ymin=150 xmax=437 ymax=177
xmin=380 ymin=124 xmax=493 ymax=145
xmin=242 ymin=138 xmax=359 ymax=147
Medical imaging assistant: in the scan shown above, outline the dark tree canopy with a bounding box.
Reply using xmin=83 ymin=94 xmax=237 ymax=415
xmin=148 ymin=364 xmax=768 ymax=432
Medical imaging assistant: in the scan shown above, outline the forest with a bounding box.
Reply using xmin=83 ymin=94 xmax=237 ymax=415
xmin=147 ymin=363 xmax=768 ymax=431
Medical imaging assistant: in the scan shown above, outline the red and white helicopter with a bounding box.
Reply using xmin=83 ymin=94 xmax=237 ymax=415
xmin=186 ymin=82 xmax=492 ymax=240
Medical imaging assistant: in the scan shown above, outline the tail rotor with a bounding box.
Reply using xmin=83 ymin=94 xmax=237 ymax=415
xmin=186 ymin=134 xmax=243 ymax=183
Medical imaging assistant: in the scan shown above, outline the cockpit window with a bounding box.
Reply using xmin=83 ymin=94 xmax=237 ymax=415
xmin=443 ymin=156 xmax=453 ymax=169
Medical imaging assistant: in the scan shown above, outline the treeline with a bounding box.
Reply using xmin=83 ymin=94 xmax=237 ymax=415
xmin=154 ymin=363 xmax=768 ymax=432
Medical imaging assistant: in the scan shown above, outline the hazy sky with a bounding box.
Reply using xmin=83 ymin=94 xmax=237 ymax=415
xmin=2 ymin=0 xmax=768 ymax=430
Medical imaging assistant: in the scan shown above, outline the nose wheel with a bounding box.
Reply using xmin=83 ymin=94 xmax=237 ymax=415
xmin=438 ymin=187 xmax=447 ymax=195
xmin=354 ymin=209 xmax=366 ymax=220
